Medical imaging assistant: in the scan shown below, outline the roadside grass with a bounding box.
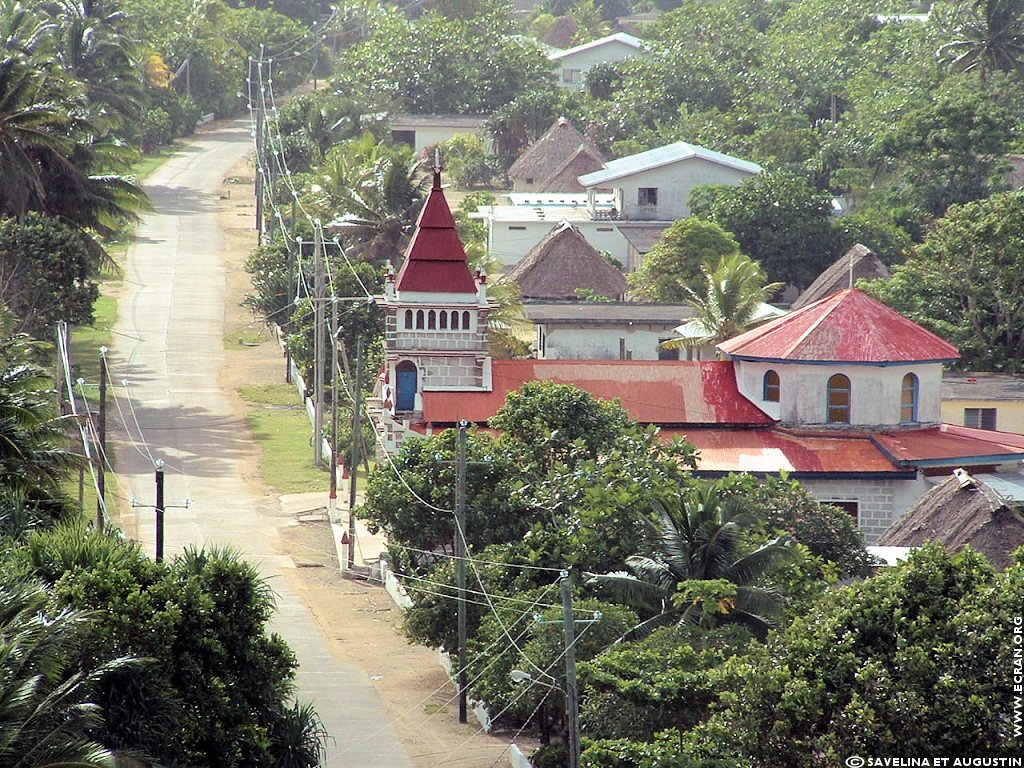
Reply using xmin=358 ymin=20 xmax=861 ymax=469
xmin=239 ymin=383 xmax=329 ymax=494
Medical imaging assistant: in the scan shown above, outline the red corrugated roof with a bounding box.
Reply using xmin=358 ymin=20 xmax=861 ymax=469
xmin=422 ymin=360 xmax=772 ymax=425
xmin=874 ymin=424 xmax=1024 ymax=464
xmin=667 ymin=427 xmax=905 ymax=474
xmin=719 ymin=289 xmax=959 ymax=363
xmin=396 ymin=174 xmax=477 ymax=293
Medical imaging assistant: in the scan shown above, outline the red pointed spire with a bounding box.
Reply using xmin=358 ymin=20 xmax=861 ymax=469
xmin=395 ymin=168 xmax=477 ymax=293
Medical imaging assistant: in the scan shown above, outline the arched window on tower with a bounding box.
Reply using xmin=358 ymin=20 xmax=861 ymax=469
xmin=428 ymin=310 xmax=436 ymax=330
xmin=404 ymin=310 xmax=413 ymax=329
xmin=462 ymin=311 xmax=471 ymax=330
xmin=439 ymin=311 xmax=448 ymax=330
xmin=827 ymin=374 xmax=851 ymax=424
xmin=901 ymin=373 xmax=919 ymax=423
xmin=416 ymin=310 xmax=424 ymax=330
xmin=763 ymin=370 xmax=780 ymax=402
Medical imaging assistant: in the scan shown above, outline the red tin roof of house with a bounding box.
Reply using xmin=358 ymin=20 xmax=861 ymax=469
xmin=396 ymin=172 xmax=477 ymax=294
xmin=719 ymin=289 xmax=960 ymax=363
xmin=874 ymin=424 xmax=1024 ymax=465
xmin=421 ymin=359 xmax=773 ymax=426
xmin=665 ymin=427 xmax=906 ymax=475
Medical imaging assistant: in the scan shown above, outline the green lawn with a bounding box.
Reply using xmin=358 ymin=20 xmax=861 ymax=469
xmin=239 ymin=384 xmax=329 ymax=494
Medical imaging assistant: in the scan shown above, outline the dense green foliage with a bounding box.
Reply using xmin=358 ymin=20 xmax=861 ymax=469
xmin=864 ymin=189 xmax=1024 ymax=371
xmin=689 ymin=545 xmax=1024 ymax=764
xmin=627 ymin=219 xmax=741 ymax=302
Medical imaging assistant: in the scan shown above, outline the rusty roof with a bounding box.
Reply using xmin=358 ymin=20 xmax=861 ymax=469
xmin=396 ymin=173 xmax=477 ymax=293
xmin=668 ymin=427 xmax=906 ymax=475
xmin=421 ymin=359 xmax=773 ymax=426
xmin=718 ymin=288 xmax=959 ymax=363
xmin=874 ymin=424 xmax=1024 ymax=467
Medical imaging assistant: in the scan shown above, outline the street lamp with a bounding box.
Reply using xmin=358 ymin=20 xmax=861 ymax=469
xmin=510 ymin=664 xmax=579 ymax=768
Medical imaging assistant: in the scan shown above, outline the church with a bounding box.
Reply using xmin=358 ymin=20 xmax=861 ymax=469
xmin=371 ymin=173 xmax=1024 ymax=542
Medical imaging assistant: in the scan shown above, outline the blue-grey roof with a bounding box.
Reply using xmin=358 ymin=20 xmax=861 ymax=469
xmin=578 ymin=142 xmax=762 ymax=187
xmin=548 ymin=32 xmax=644 ymax=61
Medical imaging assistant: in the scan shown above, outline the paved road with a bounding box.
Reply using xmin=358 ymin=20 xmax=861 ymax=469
xmin=110 ymin=119 xmax=414 ymax=768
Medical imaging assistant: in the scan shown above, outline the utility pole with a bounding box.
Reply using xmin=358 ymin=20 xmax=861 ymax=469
xmin=253 ymin=53 xmax=265 ymax=238
xmin=313 ymin=225 xmax=325 ymax=466
xmin=96 ymin=349 xmax=108 ymax=531
xmin=155 ymin=460 xmax=165 ymax=563
xmin=561 ymin=570 xmax=581 ymax=768
xmin=284 ymin=231 xmax=296 ymax=384
xmin=347 ymin=338 xmax=363 ymax=570
xmin=456 ymin=419 xmax=469 ymax=723
xmin=329 ymin=298 xmax=339 ymax=521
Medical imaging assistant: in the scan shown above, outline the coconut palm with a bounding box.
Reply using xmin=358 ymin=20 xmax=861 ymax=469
xmin=938 ymin=0 xmax=1024 ymax=83
xmin=0 ymin=578 xmax=124 ymax=768
xmin=587 ymin=479 xmax=795 ymax=640
xmin=660 ymin=252 xmax=783 ymax=357
xmin=0 ymin=321 xmax=80 ymax=528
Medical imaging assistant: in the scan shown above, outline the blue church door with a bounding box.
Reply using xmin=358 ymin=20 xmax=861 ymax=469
xmin=396 ymin=362 xmax=417 ymax=411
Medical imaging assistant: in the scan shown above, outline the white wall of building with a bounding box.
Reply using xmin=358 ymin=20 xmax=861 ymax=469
xmin=485 ymin=218 xmax=632 ymax=268
xmin=552 ymin=40 xmax=643 ymax=87
xmin=801 ymin=474 xmax=928 ymax=543
xmin=539 ymin=324 xmax=679 ymax=360
xmin=615 ymin=158 xmax=755 ymax=221
xmin=732 ymin=360 xmax=945 ymax=426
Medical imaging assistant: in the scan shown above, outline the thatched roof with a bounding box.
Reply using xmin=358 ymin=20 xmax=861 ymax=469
xmin=538 ymin=145 xmax=606 ymax=193
xmin=877 ymin=471 xmax=1024 ymax=569
xmin=508 ymin=118 xmax=605 ymax=186
xmin=501 ymin=221 xmax=627 ymax=300
xmin=538 ymin=16 xmax=579 ymax=49
xmin=791 ymin=244 xmax=891 ymax=310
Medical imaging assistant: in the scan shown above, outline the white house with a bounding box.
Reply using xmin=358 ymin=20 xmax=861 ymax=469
xmin=525 ymin=302 xmax=693 ymax=360
xmin=469 ymin=193 xmax=668 ymax=269
xmin=388 ymin=114 xmax=491 ymax=156
xmin=579 ymin=142 xmax=762 ymax=221
xmin=548 ymin=32 xmax=645 ymax=88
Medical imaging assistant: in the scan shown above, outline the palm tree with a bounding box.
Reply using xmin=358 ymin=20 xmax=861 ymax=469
xmin=587 ymin=480 xmax=795 ymax=640
xmin=660 ymin=252 xmax=783 ymax=358
xmin=0 ymin=578 xmax=124 ymax=768
xmin=0 ymin=321 xmax=80 ymax=529
xmin=937 ymin=0 xmax=1024 ymax=83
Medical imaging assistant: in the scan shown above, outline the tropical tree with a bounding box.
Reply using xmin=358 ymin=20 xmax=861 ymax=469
xmin=863 ymin=189 xmax=1024 ymax=372
xmin=0 ymin=578 xmax=124 ymax=768
xmin=690 ymin=544 xmax=1024 ymax=764
xmin=660 ymin=252 xmax=783 ymax=355
xmin=587 ymin=479 xmax=795 ymax=640
xmin=0 ymin=320 xmax=79 ymax=530
xmin=627 ymin=218 xmax=742 ymax=302
xmin=690 ymin=171 xmax=838 ymax=289
xmin=937 ymin=0 xmax=1024 ymax=83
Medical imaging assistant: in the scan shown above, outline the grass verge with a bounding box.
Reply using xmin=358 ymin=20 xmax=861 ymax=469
xmin=239 ymin=383 xmax=328 ymax=494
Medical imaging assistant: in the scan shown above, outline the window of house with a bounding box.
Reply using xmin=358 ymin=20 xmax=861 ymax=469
xmin=763 ymin=370 xmax=780 ymax=402
xmin=827 ymin=374 xmax=851 ymax=424
xmin=827 ymin=500 xmax=859 ymax=522
xmin=563 ymin=68 xmax=581 ymax=84
xmin=900 ymin=373 xmax=919 ymax=423
xmin=508 ymin=225 xmax=526 ymax=230
xmin=964 ymin=407 xmax=997 ymax=430
xmin=658 ymin=338 xmax=680 ymax=361
xmin=638 ymin=187 xmax=658 ymax=207
xmin=525 ymin=177 xmax=534 ymax=185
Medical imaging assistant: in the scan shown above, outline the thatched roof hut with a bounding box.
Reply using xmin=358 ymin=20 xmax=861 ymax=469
xmin=791 ymin=244 xmax=891 ymax=310
xmin=508 ymin=118 xmax=605 ymax=193
xmin=501 ymin=221 xmax=627 ymax=300
xmin=877 ymin=470 xmax=1024 ymax=569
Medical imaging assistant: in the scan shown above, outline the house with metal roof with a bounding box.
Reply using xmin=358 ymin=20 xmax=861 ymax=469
xmin=578 ymin=142 xmax=762 ymax=222
xmin=372 ymin=177 xmax=1024 ymax=543
xmin=942 ymin=371 xmax=1024 ymax=435
xmin=548 ymin=32 xmax=645 ymax=88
